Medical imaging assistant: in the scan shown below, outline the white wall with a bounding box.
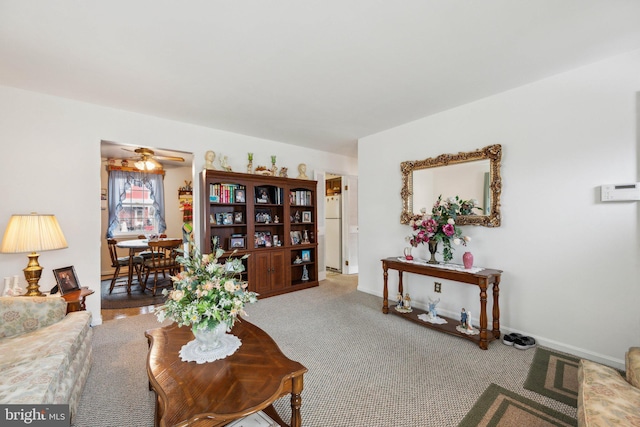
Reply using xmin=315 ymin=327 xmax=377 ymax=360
xmin=0 ymin=85 xmax=357 ymax=325
xmin=358 ymin=49 xmax=640 ymax=369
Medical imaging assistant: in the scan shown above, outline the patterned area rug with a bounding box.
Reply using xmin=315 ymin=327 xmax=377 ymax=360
xmin=100 ymin=278 xmax=167 ymax=309
xmin=524 ymin=348 xmax=580 ymax=408
xmin=458 ymin=384 xmax=577 ymax=427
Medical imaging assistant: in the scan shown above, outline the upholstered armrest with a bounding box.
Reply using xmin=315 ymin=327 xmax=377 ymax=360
xmin=0 ymin=296 xmax=67 ymax=338
xmin=626 ymin=347 xmax=640 ymax=388
xmin=578 ymin=359 xmax=640 ymax=427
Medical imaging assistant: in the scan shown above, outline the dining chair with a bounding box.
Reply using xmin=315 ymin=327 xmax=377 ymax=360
xmin=142 ymin=239 xmax=182 ymax=295
xmin=137 ymin=234 xmax=168 ymax=259
xmin=107 ymin=239 xmax=144 ymax=294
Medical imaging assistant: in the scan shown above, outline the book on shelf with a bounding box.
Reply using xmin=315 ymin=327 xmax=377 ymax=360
xmin=209 ymin=183 xmax=246 ymax=204
xmin=289 ymin=190 xmax=312 ymax=206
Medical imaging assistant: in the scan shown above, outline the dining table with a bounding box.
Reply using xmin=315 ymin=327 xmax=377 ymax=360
xmin=116 ymin=238 xmax=182 ymax=294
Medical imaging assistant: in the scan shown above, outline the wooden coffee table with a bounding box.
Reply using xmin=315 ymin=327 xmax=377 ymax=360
xmin=145 ymin=319 xmax=308 ymax=427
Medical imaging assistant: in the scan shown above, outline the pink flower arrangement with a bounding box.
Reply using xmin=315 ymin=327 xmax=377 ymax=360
xmin=406 ymin=195 xmax=475 ymax=262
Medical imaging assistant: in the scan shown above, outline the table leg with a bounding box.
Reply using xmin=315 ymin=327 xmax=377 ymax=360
xmin=127 ymin=248 xmax=135 ymax=294
xmin=398 ymin=271 xmax=403 ymax=296
xmin=290 ymin=375 xmax=303 ymax=427
xmin=478 ymin=280 xmax=488 ymax=350
xmin=382 ymin=261 xmax=389 ymax=314
xmin=492 ymin=277 xmax=501 ymax=339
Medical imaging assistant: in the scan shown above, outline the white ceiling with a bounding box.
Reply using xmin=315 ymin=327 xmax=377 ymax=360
xmin=2 ymin=1 xmax=640 ymax=158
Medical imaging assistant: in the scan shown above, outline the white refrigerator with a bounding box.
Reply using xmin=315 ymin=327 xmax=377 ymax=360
xmin=325 ymin=195 xmax=342 ymax=272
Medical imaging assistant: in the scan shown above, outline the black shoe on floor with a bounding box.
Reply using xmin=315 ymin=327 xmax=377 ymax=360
xmin=502 ymin=333 xmax=524 ymax=346
xmin=514 ymin=336 xmax=536 ymax=350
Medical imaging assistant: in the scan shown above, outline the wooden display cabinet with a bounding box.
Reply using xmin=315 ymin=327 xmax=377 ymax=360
xmin=201 ymin=170 xmax=318 ymax=298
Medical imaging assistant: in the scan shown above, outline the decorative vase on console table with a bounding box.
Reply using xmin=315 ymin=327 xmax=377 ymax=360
xmin=463 ymin=251 xmax=474 ymax=269
xmin=192 ymin=323 xmax=227 ymax=352
xmin=427 ymin=239 xmax=438 ymax=264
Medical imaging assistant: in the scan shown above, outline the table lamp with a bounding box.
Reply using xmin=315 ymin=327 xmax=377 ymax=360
xmin=0 ymin=213 xmax=68 ymax=296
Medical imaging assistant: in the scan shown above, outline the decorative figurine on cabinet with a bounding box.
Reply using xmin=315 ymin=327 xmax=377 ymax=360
xmin=220 ymin=155 xmax=232 ymax=172
xmin=279 ymin=167 xmax=288 ymax=178
xmin=301 ymin=265 xmax=309 ymax=281
xmin=247 ymin=152 xmax=254 ymax=174
xmin=297 ymin=163 xmax=309 ymax=179
xmin=204 ymin=150 xmax=216 ymax=170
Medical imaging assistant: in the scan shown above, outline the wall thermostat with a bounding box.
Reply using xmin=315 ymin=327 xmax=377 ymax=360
xmin=600 ymin=183 xmax=640 ymax=202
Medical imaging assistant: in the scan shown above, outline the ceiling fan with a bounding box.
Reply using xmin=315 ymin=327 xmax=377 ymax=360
xmin=122 ymin=147 xmax=185 ymax=171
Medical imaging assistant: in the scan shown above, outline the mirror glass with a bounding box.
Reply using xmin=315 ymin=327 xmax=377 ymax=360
xmin=401 ymin=144 xmax=502 ymax=226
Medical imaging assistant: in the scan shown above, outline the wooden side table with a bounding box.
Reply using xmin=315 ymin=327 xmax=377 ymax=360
xmin=61 ymin=287 xmax=94 ymax=313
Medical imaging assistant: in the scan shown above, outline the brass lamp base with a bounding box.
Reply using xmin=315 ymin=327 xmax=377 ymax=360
xmin=23 ymin=252 xmax=45 ymax=297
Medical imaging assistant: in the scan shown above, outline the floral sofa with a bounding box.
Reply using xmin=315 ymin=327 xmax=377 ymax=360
xmin=0 ymin=296 xmax=93 ymax=421
xmin=577 ymin=347 xmax=640 ymax=426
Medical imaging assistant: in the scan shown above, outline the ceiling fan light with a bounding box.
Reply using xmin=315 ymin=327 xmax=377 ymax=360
xmin=134 ymin=160 xmax=156 ymax=171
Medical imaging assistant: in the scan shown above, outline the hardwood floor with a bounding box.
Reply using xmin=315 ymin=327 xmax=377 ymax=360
xmin=100 ymin=273 xmax=163 ymax=321
xmin=101 ymin=303 xmax=161 ymax=321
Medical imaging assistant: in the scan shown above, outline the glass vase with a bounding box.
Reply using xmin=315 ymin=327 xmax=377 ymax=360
xmin=427 ymin=239 xmax=438 ymax=264
xmin=192 ymin=323 xmax=227 ymax=352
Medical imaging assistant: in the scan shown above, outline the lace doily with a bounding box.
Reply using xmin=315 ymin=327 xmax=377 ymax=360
xmin=179 ymin=335 xmax=242 ymax=364
xmin=396 ymin=257 xmax=485 ymax=273
xmin=417 ymin=313 xmax=447 ymax=324
xmin=455 ymin=325 xmax=479 ymax=335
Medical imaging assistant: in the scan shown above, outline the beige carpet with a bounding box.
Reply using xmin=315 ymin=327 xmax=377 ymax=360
xmin=73 ymin=273 xmax=577 ymax=427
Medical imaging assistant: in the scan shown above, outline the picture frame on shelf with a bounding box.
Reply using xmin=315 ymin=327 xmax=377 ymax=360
xmin=209 ymin=214 xmax=216 ymax=224
xmin=230 ymin=236 xmax=246 ymax=249
xmin=290 ymin=230 xmax=302 ymax=245
xmin=301 ymin=250 xmax=311 ymax=262
xmin=234 ymin=212 xmax=244 ymax=224
xmin=256 ymin=210 xmax=271 ymax=223
xmin=223 ymin=212 xmax=233 ymax=225
xmin=235 ymin=189 xmax=246 ymax=203
xmin=302 ymin=211 xmax=312 ymax=223
xmin=215 ymin=213 xmax=224 ymax=224
xmin=255 ymin=187 xmax=271 ymax=204
xmin=52 ymin=266 xmax=81 ymax=295
xmin=273 ymin=235 xmax=280 ymax=246
xmin=254 ymin=231 xmax=272 ymax=248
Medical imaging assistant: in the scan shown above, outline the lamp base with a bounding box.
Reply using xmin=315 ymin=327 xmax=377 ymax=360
xmin=23 ymin=252 xmax=44 ymax=297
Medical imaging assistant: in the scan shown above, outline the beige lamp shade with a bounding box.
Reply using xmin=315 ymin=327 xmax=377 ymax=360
xmin=1 ymin=213 xmax=68 ymax=254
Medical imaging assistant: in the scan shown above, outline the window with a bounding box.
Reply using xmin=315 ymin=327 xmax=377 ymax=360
xmin=106 ymin=170 xmax=167 ymax=238
xmin=115 ymin=184 xmax=158 ymax=235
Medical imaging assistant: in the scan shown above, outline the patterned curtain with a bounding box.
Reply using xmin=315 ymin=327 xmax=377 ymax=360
xmin=106 ymin=170 xmax=167 ymax=238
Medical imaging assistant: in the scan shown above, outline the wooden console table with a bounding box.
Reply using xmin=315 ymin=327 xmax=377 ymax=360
xmin=381 ymin=257 xmax=502 ymax=349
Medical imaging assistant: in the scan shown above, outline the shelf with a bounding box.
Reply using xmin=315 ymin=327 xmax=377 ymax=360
xmin=389 ymin=306 xmax=496 ymax=345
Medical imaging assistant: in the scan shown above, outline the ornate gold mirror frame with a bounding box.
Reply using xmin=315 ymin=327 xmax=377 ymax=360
xmin=400 ymin=144 xmax=502 ymax=226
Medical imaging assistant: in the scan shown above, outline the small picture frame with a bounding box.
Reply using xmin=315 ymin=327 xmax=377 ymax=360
xmin=301 ymin=250 xmax=311 ymax=262
xmin=230 ymin=236 xmax=246 ymax=249
xmin=256 ymin=210 xmax=271 ymax=223
xmin=223 ymin=212 xmax=233 ymax=225
xmin=215 ymin=213 xmax=224 ymax=224
xmin=254 ymin=231 xmax=272 ymax=248
xmin=235 ymin=189 xmax=246 ymax=203
xmin=53 ymin=266 xmax=81 ymax=295
xmin=255 ymin=187 xmax=271 ymax=204
xmin=234 ymin=211 xmax=244 ymax=224
xmin=302 ymin=211 xmax=312 ymax=223
xmin=290 ymin=230 xmax=302 ymax=245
